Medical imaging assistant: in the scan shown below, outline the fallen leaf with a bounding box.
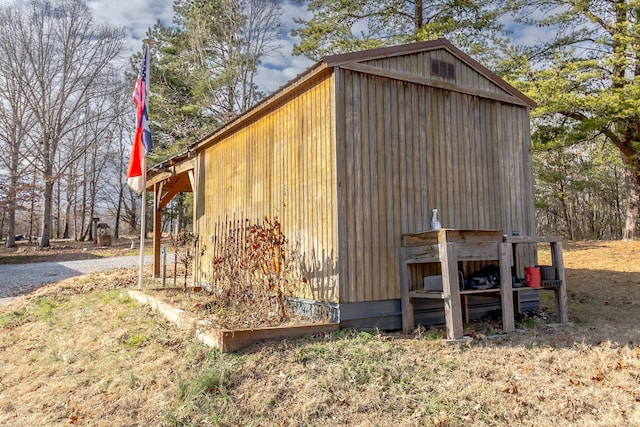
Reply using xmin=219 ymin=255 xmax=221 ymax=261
xmin=592 ymin=368 xmax=605 ymax=382
xmin=500 ymin=382 xmax=518 ymax=394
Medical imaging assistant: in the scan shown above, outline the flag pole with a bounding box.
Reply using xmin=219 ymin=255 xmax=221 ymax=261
xmin=138 ymin=169 xmax=146 ymax=290
xmin=138 ymin=38 xmax=154 ymax=290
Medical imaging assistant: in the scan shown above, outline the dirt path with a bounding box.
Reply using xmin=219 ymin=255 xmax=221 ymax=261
xmin=0 ymin=255 xmax=152 ymax=299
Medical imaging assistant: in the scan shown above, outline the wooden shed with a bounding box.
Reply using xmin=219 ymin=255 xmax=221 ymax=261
xmin=146 ymin=38 xmax=538 ymax=330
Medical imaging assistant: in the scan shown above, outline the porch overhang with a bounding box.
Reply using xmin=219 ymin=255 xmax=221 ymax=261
xmin=146 ymin=152 xmax=196 ymax=277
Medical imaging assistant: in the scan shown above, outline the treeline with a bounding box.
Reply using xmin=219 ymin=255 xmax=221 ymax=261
xmin=534 ymin=141 xmax=626 ymax=240
xmin=0 ymin=0 xmax=136 ymax=247
xmin=0 ymin=0 xmax=281 ymax=247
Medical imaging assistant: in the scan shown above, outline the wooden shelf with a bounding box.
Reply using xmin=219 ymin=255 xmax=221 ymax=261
xmin=512 ymin=281 xmax=563 ymax=291
xmin=400 ymin=229 xmax=514 ymax=339
xmin=410 ymin=288 xmax=502 ymax=299
xmin=503 ymin=236 xmax=563 ymax=243
xmin=400 ymin=230 xmax=569 ymax=340
xmin=414 ymin=282 xmax=563 ymax=298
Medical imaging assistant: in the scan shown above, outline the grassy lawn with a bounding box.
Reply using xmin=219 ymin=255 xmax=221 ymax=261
xmin=0 ymin=238 xmax=142 ymax=264
xmin=0 ymin=241 xmax=639 ymax=426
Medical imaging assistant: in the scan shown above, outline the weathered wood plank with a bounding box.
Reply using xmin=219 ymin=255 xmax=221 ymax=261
xmin=373 ymin=77 xmax=387 ymax=300
xmin=404 ymin=244 xmax=440 ymax=261
xmin=195 ymin=74 xmax=339 ymax=302
xmin=338 ymin=62 xmax=530 ymax=107
xmin=499 ymin=242 xmax=515 ymax=332
xmin=390 ymin=79 xmax=403 ymax=298
xmin=364 ymin=76 xmax=379 ymax=301
xmin=454 ymin=242 xmax=500 ymax=260
xmin=428 ymin=87 xmax=442 ymax=225
xmin=451 ymin=92 xmax=463 ymax=227
xmin=360 ymin=75 xmax=373 ymax=302
xmin=551 ymin=241 xmax=569 ymax=323
xmin=418 ymin=86 xmax=429 ymax=232
xmin=216 ymin=323 xmax=341 ymax=353
xmin=402 ymin=229 xmax=502 ymax=246
xmin=410 ymin=81 xmax=421 ymax=231
xmin=467 ymin=96 xmax=480 ymax=228
xmin=194 ymin=46 xmax=537 ymax=308
xmin=352 ymin=72 xmax=365 ymax=302
xmin=381 ymin=78 xmax=395 ymax=299
xmin=441 ymin=243 xmax=463 ymax=339
xmin=436 ymin=89 xmax=449 ymax=228
xmin=399 ymin=247 xmax=413 ymax=332
xmin=335 ymin=69 xmax=350 ymax=304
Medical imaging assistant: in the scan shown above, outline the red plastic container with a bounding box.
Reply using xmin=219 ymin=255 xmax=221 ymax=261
xmin=525 ymin=267 xmax=541 ymax=288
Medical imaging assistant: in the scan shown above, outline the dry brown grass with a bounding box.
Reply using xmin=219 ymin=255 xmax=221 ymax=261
xmin=0 ymin=240 xmax=639 ymax=426
xmin=140 ymin=287 xmax=325 ymax=330
xmin=0 ymin=238 xmax=140 ymax=264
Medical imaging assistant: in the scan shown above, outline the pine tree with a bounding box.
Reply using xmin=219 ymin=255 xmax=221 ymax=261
xmin=505 ymin=0 xmax=640 ymax=239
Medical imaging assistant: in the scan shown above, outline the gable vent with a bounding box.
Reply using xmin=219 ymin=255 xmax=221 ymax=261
xmin=431 ymin=59 xmax=456 ymax=80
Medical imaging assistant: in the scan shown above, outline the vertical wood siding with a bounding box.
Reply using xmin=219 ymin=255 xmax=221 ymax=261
xmin=195 ymin=73 xmax=340 ymax=303
xmin=364 ymin=50 xmax=510 ymax=97
xmin=336 ymin=66 xmax=535 ymax=303
xmin=193 ymin=46 xmax=534 ymax=307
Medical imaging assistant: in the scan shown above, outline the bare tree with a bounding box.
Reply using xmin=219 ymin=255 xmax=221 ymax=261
xmin=173 ymin=0 xmax=282 ymax=121
xmin=0 ymin=12 xmax=37 ymax=247
xmin=95 ymin=75 xmax=139 ymax=238
xmin=0 ymin=0 xmax=126 ymax=247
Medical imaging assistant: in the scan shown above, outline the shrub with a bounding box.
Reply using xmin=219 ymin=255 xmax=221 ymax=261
xmin=210 ymin=217 xmax=304 ymax=323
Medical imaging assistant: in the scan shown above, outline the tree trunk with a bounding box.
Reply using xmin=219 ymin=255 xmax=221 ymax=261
xmin=55 ymin=170 xmax=61 ymax=239
xmin=414 ymin=0 xmax=423 ymax=29
xmin=114 ymin=184 xmax=123 ymax=239
xmin=5 ymin=204 xmax=15 ymax=248
xmin=5 ymin=174 xmax=17 ymax=248
xmin=79 ymin=152 xmax=88 ymax=240
xmin=40 ymin=179 xmax=53 ymax=247
xmin=63 ymin=176 xmax=72 ymax=239
xmin=0 ymin=211 xmax=5 ymax=244
xmin=28 ymin=169 xmax=37 ymax=245
xmin=5 ymin=140 xmax=20 ymax=248
xmin=623 ymin=161 xmax=640 ymax=240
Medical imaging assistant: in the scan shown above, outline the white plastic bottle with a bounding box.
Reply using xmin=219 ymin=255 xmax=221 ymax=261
xmin=431 ymin=209 xmax=441 ymax=231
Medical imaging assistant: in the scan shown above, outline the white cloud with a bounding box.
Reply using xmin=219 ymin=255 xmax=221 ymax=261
xmin=0 ymin=0 xmax=314 ymax=93
xmin=255 ymin=0 xmax=315 ymax=93
xmin=86 ymin=0 xmax=313 ymax=93
xmin=86 ymin=0 xmax=174 ymax=56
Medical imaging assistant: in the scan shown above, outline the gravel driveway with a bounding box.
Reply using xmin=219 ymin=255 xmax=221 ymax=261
xmin=0 ymin=255 xmax=152 ymax=300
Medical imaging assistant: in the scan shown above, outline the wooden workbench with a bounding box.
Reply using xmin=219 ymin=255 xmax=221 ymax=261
xmin=400 ymin=230 xmax=568 ymax=339
xmin=504 ymin=235 xmax=569 ymax=324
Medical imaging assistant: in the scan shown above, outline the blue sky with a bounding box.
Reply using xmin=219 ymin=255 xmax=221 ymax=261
xmin=87 ymin=0 xmax=315 ymax=93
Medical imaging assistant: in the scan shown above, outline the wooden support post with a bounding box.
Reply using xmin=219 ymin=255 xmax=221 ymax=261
xmin=161 ymin=245 xmax=167 ymax=287
xmin=512 ymin=291 xmax=522 ymax=315
xmin=499 ymin=242 xmax=515 ymax=332
xmin=441 ymin=242 xmax=463 ymax=340
xmin=461 ymin=295 xmax=469 ymax=324
xmin=551 ymin=241 xmax=569 ymax=323
xmin=400 ymin=247 xmax=413 ymax=333
xmin=153 ymin=183 xmax=162 ymax=278
xmin=188 ymin=169 xmax=198 ymax=282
